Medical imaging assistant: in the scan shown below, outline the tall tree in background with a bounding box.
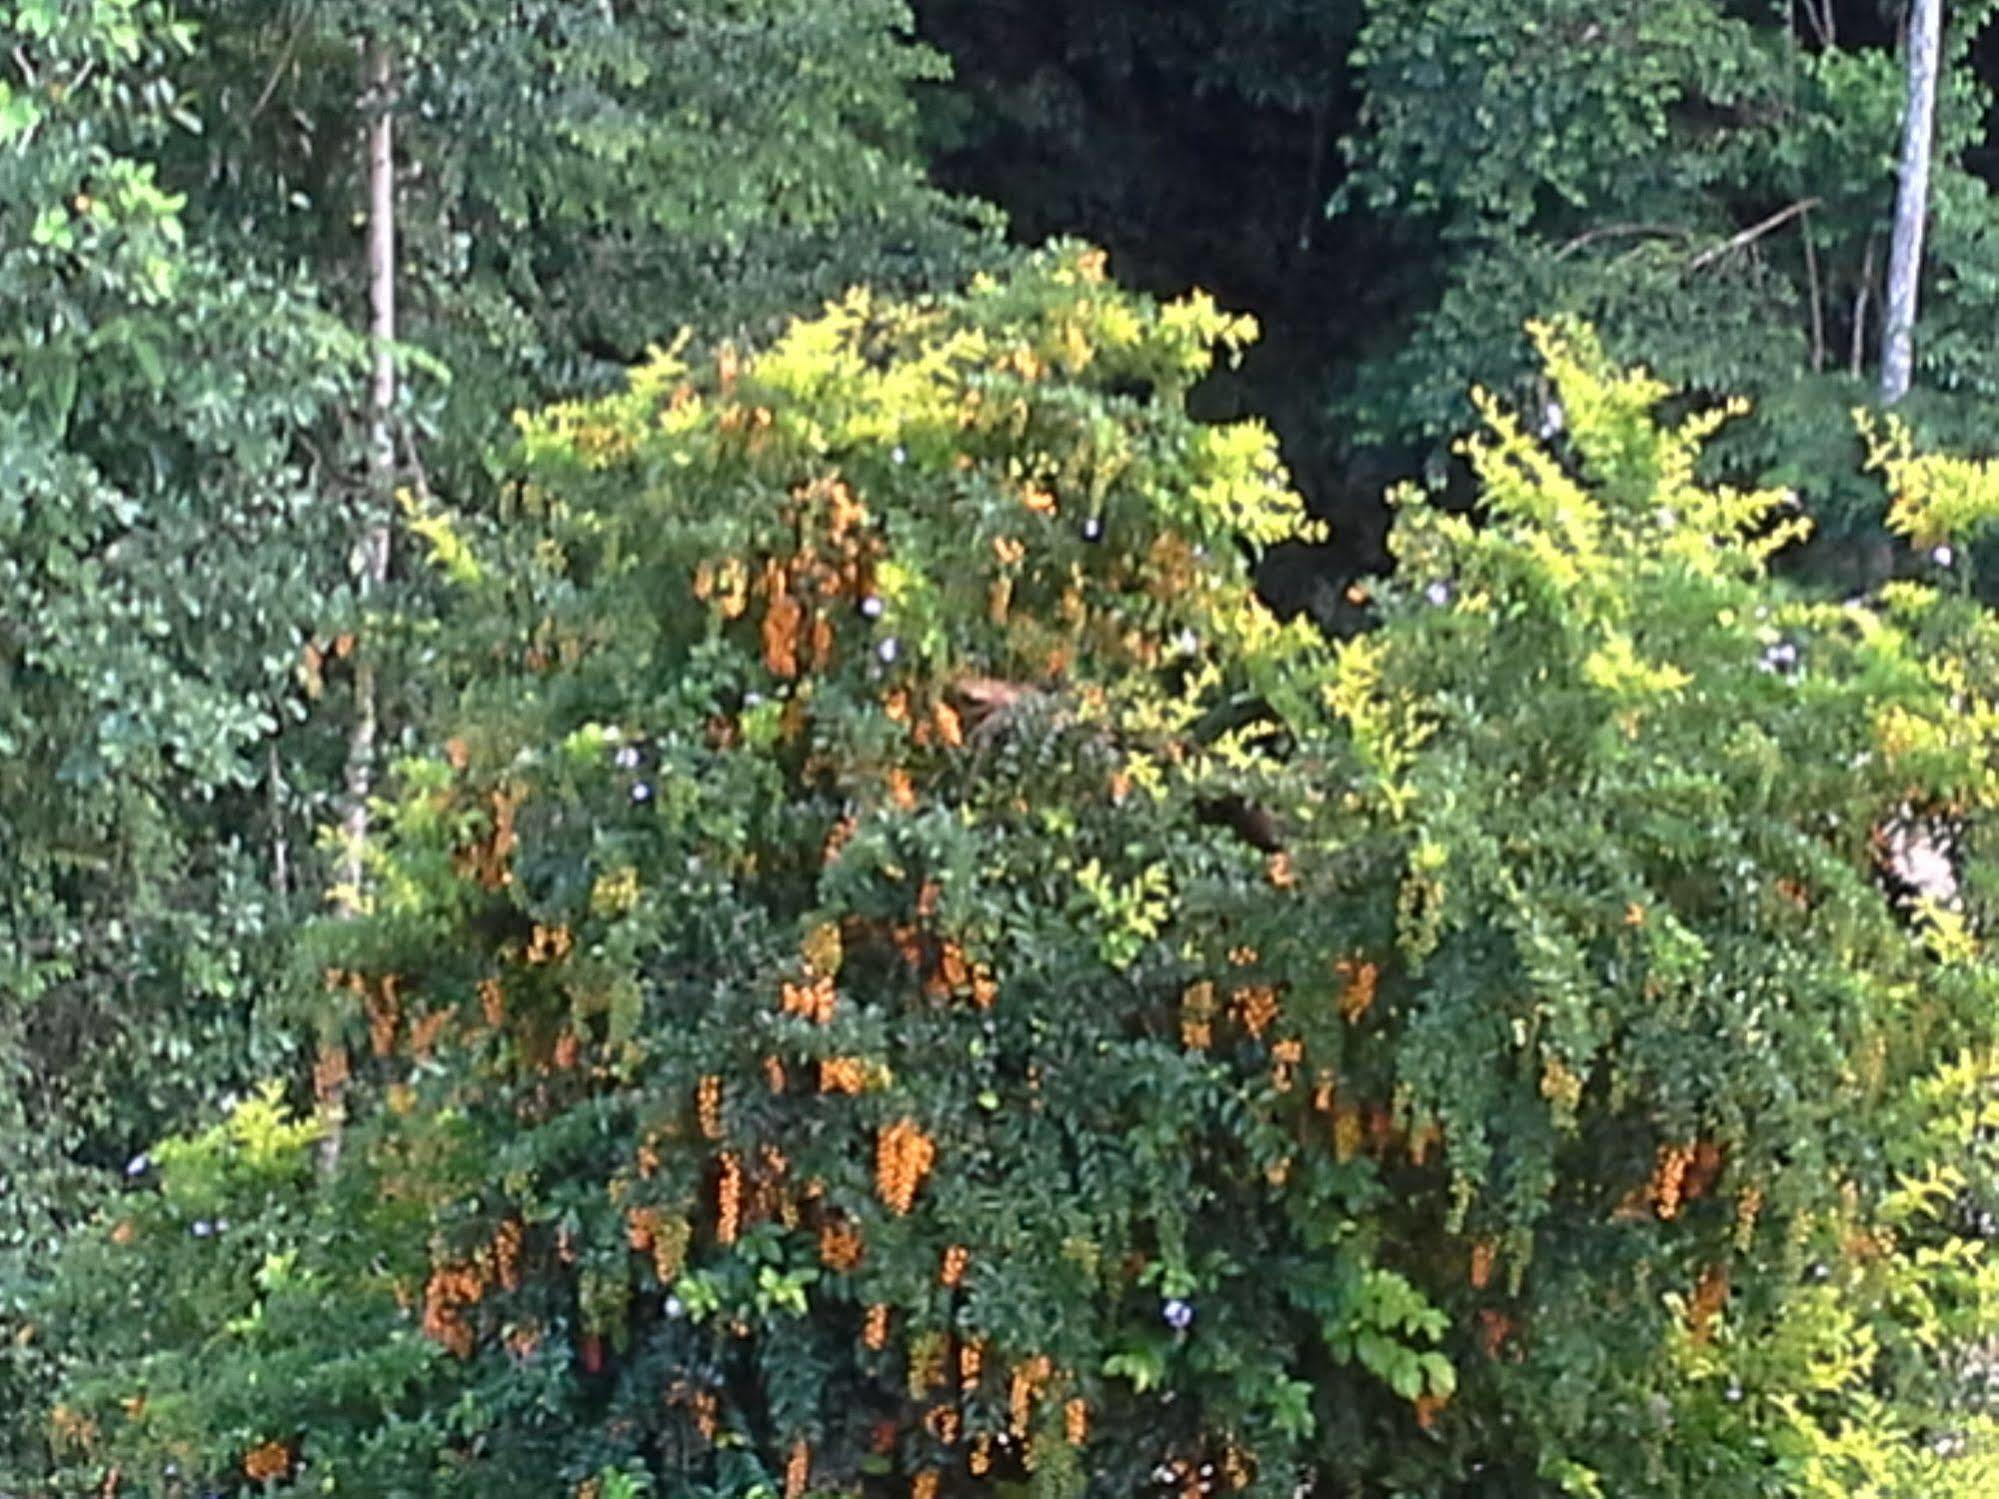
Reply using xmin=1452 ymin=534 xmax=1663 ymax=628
xmin=171 ymin=0 xmax=993 ymax=507
xmin=1334 ymin=0 xmax=1999 ymax=553
xmin=0 ymin=0 xmax=359 ymax=1455
xmin=336 ymin=32 xmax=397 ymax=908
xmin=1883 ymin=0 xmax=1943 ymax=404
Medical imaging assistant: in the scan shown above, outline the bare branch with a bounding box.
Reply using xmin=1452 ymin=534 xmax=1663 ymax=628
xmin=1687 ymin=198 xmax=1821 ymax=272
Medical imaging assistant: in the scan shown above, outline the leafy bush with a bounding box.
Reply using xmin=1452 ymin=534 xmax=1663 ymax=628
xmin=33 ymin=256 xmax=1999 ymax=1497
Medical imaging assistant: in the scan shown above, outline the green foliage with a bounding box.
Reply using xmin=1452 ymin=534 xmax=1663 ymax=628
xmin=0 ymin=5 xmax=358 ymax=1459
xmin=34 ymin=258 xmax=1999 ymax=1496
xmin=1336 ymin=0 xmax=1999 ymax=545
xmin=170 ymin=0 xmax=998 ymax=501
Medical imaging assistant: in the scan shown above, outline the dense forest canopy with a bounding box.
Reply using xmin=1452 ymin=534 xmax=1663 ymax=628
xmin=4 ymin=3 xmax=1999 ymax=1496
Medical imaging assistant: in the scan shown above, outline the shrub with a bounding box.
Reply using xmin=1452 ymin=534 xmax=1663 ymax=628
xmin=34 ymin=257 xmax=1999 ymax=1498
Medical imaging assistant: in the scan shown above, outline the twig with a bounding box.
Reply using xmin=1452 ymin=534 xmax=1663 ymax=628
xmin=1688 ymin=198 xmax=1822 ymax=272
xmin=1554 ymin=223 xmax=1690 ymax=261
xmin=1802 ymin=205 xmax=1825 ymax=373
xmin=249 ymin=17 xmax=308 ymax=121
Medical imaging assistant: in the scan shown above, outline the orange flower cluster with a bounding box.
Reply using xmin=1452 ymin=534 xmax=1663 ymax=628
xmin=763 ymin=1056 xmax=788 ymax=1093
xmin=551 ymin=1030 xmax=581 ymax=1071
xmin=696 ymin=1075 xmax=724 ymax=1140
xmin=755 ymin=1144 xmax=791 ymax=1225
xmin=971 ymin=964 xmax=999 ymax=1008
xmin=366 ymin=976 xmax=403 ymax=1057
xmin=819 ymin=1218 xmax=865 ymax=1273
xmin=939 ymin=1244 xmax=970 ymax=1288
xmin=1269 ymin=1036 xmax=1303 ymax=1093
xmin=627 ymin=1208 xmax=692 ymax=1281
xmin=716 ymin=1152 xmax=744 ymax=1245
xmin=969 ymin=1434 xmax=994 ymax=1476
xmin=819 ymin=1056 xmax=871 ymax=1095
xmin=48 ymin=1404 xmax=95 ymax=1452
xmin=312 ymin=1041 xmax=349 ymax=1109
xmin=781 ymin=974 xmax=838 ymax=1024
xmin=925 ymin=941 xmax=972 ymax=1000
xmin=1009 ymin=1355 xmax=1053 ymax=1437
xmin=819 ymin=815 xmax=859 ymax=863
xmin=1735 ymin=1183 xmax=1765 ymax=1248
xmin=242 ymin=1441 xmax=293 ymax=1483
xmin=785 ymin=1438 xmax=811 ymax=1498
xmin=1232 ymin=984 xmax=1280 ymax=1038
xmin=1335 ymin=957 xmax=1379 ymax=1023
xmin=959 ymin=1337 xmax=985 ymax=1391
xmin=1650 ymin=1142 xmax=1694 ymax=1221
xmin=1065 ymin=1397 xmax=1090 ymax=1446
xmin=454 ymin=784 xmax=521 ymax=890
xmin=924 ymin=1404 xmax=961 ymax=1445
xmin=1688 ymin=1263 xmax=1730 ymax=1344
xmin=422 ymin=1262 xmax=485 ymax=1358
xmin=407 ymin=1007 xmax=451 ymax=1060
xmin=864 ymin=1303 xmax=892 ymax=1351
xmin=1469 ymin=1239 xmax=1497 ymax=1291
xmin=482 ymin=1217 xmax=524 ymax=1293
xmin=478 ymin=975 xmax=507 ymax=1027
xmin=668 ymin=1382 xmax=721 ymax=1442
xmin=1180 ymin=981 xmax=1218 ymax=1050
xmin=875 ymin=1118 xmax=936 ymax=1214
xmin=526 ymin=923 xmax=574 ymax=965
xmin=933 ymin=700 xmax=966 ymax=747
xmin=1221 ymin=1442 xmax=1254 ymax=1491
xmin=911 ymin=1471 xmax=940 ymax=1499
xmin=760 ymin=560 xmax=805 ymax=678
xmin=1406 ymin=1119 xmax=1442 ymax=1165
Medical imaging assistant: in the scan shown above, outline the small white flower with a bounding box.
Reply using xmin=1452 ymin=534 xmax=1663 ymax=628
xmin=891 ymin=445 xmax=908 ymax=465
xmin=1932 ymin=544 xmax=1956 ymax=568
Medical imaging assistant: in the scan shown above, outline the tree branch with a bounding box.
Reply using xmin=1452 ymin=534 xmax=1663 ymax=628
xmin=1687 ymin=199 xmax=1821 ymax=272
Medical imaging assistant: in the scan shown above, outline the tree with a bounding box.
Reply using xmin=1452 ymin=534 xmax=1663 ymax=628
xmin=0 ymin=1 xmax=359 ymax=1469
xmin=1333 ymin=0 xmax=1999 ymax=555
xmin=168 ymin=0 xmax=996 ymax=507
xmin=34 ymin=257 xmax=1999 ymax=1496
xmin=1882 ymin=0 xmax=1943 ymax=404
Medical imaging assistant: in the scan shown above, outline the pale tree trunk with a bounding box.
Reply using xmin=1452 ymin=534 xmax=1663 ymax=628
xmin=325 ymin=35 xmax=397 ymax=1172
xmin=338 ymin=36 xmax=397 ymax=906
xmin=1881 ymin=0 xmax=1941 ymax=405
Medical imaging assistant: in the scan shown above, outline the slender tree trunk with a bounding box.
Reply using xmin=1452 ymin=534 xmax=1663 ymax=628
xmin=325 ymin=35 xmax=396 ymax=1175
xmin=1881 ymin=0 xmax=1941 ymax=405
xmin=338 ymin=37 xmax=397 ymax=907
